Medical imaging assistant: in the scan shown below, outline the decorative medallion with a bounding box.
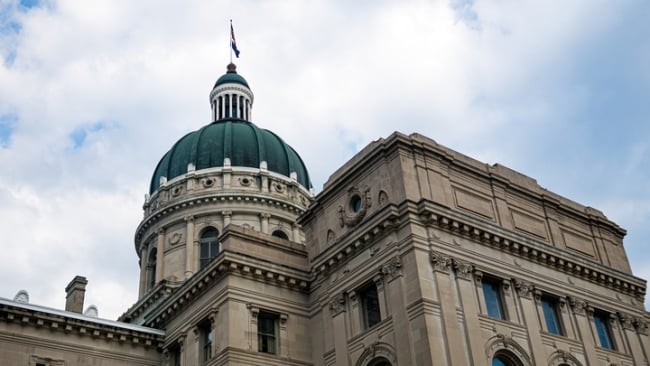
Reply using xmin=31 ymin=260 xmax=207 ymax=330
xmin=339 ymin=186 xmax=371 ymax=228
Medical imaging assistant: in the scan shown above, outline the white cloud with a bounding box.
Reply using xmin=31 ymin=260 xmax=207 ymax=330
xmin=0 ymin=0 xmax=648 ymax=318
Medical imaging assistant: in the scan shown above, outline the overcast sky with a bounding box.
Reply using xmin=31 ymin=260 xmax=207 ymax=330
xmin=1 ymin=0 xmax=649 ymax=320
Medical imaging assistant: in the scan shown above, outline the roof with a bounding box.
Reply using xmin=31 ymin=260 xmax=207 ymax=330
xmin=150 ymin=119 xmax=312 ymax=193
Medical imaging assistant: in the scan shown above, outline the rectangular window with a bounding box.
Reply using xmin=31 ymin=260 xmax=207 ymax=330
xmin=541 ymin=296 xmax=564 ymax=336
xmin=168 ymin=344 xmax=181 ymax=366
xmin=594 ymin=311 xmax=615 ymax=350
xmin=482 ymin=277 xmax=506 ymax=320
xmin=258 ymin=311 xmax=279 ymax=354
xmin=199 ymin=321 xmax=213 ymax=362
xmin=359 ymin=283 xmax=381 ymax=329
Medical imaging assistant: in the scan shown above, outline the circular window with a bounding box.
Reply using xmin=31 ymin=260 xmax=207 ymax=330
xmin=350 ymin=195 xmax=362 ymax=213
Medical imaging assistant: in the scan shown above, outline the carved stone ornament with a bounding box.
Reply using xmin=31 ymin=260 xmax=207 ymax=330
xmin=273 ymin=182 xmax=286 ymax=193
xmin=171 ymin=185 xmax=183 ymax=197
xmin=453 ymin=259 xmax=473 ymax=280
xmin=569 ymin=297 xmax=588 ymax=316
xmin=380 ymin=256 xmax=402 ymax=281
xmin=339 ymin=186 xmax=371 ymax=228
xmin=514 ymin=279 xmax=534 ymax=299
xmin=168 ymin=232 xmax=182 ymax=245
xmin=496 ymin=333 xmax=515 ymax=349
xmin=618 ymin=313 xmax=634 ymax=330
xmin=329 ymin=294 xmax=346 ymax=316
xmin=635 ymin=318 xmax=648 ymax=335
xmin=430 ymin=251 xmax=452 ymax=273
xmin=201 ymin=177 xmax=215 ymax=188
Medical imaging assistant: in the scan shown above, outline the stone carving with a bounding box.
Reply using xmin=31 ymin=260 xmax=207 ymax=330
xmin=430 ymin=251 xmax=452 ymax=273
xmin=273 ymin=182 xmax=285 ymax=193
xmin=635 ymin=318 xmax=648 ymax=335
xmin=378 ymin=190 xmax=388 ymax=205
xmin=171 ymin=185 xmax=183 ymax=197
xmin=618 ymin=313 xmax=634 ymax=330
xmin=514 ymin=279 xmax=533 ymax=299
xmin=453 ymin=259 xmax=473 ymax=280
xmin=168 ymin=232 xmax=182 ymax=245
xmin=338 ymin=186 xmax=371 ymax=228
xmin=201 ymin=177 xmax=215 ymax=188
xmin=239 ymin=176 xmax=252 ymax=186
xmin=569 ymin=297 xmax=587 ymax=316
xmin=327 ymin=230 xmax=335 ymax=244
xmin=329 ymin=294 xmax=346 ymax=316
xmin=496 ymin=333 xmax=515 ymax=349
xmin=380 ymin=256 xmax=402 ymax=281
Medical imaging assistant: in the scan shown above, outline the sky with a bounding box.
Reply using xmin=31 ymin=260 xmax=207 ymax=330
xmin=0 ymin=0 xmax=648 ymax=320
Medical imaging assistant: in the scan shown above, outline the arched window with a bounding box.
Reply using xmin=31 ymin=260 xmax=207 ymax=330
xmin=200 ymin=227 xmax=220 ymax=269
xmin=147 ymin=248 xmax=157 ymax=290
xmin=492 ymin=352 xmax=523 ymax=366
xmin=368 ymin=357 xmax=391 ymax=366
xmin=272 ymin=230 xmax=289 ymax=240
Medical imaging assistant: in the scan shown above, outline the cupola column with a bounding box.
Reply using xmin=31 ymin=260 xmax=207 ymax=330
xmin=138 ymin=245 xmax=147 ymax=297
xmin=155 ymin=228 xmax=165 ymax=283
xmin=185 ymin=216 xmax=195 ymax=279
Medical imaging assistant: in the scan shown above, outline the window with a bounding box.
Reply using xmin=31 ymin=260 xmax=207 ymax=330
xmin=258 ymin=311 xmax=279 ymax=354
xmin=350 ymin=195 xmax=362 ymax=213
xmin=594 ymin=311 xmax=615 ymax=350
xmin=168 ymin=344 xmax=181 ymax=366
xmin=199 ymin=227 xmax=220 ymax=269
xmin=359 ymin=282 xmax=381 ymax=329
xmin=492 ymin=352 xmax=522 ymax=366
xmin=199 ymin=321 xmax=213 ymax=362
xmin=482 ymin=277 xmax=506 ymax=320
xmin=271 ymin=230 xmax=289 ymax=240
xmin=541 ymin=296 xmax=564 ymax=336
xmin=147 ymin=248 xmax=157 ymax=290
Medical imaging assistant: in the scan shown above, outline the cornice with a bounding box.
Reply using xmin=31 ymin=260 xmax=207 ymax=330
xmin=144 ymin=252 xmax=310 ymax=328
xmin=135 ymin=191 xmax=307 ymax=242
xmin=0 ymin=300 xmax=164 ymax=347
xmin=417 ymin=200 xmax=646 ymax=302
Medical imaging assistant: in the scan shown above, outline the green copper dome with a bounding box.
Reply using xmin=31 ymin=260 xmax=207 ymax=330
xmin=213 ymin=64 xmax=249 ymax=88
xmin=150 ymin=119 xmax=311 ymax=194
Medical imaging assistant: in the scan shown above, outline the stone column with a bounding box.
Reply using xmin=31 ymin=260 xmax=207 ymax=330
xmin=619 ymin=313 xmax=645 ymax=365
xmin=454 ymin=259 xmax=488 ymax=365
xmin=138 ymin=244 xmax=147 ymax=298
xmin=292 ymin=223 xmax=301 ymax=242
xmin=514 ymin=280 xmax=546 ymax=365
xmin=570 ymin=298 xmax=599 ymax=365
xmin=178 ymin=333 xmax=186 ymax=366
xmin=329 ymin=294 xmax=350 ymax=366
xmin=634 ymin=318 xmax=650 ymax=360
xmin=431 ymin=251 xmax=468 ymax=366
xmin=222 ymin=210 xmax=232 ymax=227
xmin=155 ymin=228 xmax=165 ymax=283
xmin=185 ymin=216 xmax=195 ymax=279
xmin=381 ymin=256 xmax=414 ymax=365
xmin=260 ymin=213 xmax=270 ymax=234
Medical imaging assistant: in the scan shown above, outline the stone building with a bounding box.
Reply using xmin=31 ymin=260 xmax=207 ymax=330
xmin=1 ymin=64 xmax=649 ymax=366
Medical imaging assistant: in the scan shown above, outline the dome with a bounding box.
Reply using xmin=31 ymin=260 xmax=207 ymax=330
xmin=150 ymin=118 xmax=311 ymax=193
xmin=213 ymin=63 xmax=249 ymax=88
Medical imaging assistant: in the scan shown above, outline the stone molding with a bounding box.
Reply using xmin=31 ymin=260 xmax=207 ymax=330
xmin=146 ymin=256 xmax=309 ymax=327
xmin=1 ymin=301 xmax=164 ymax=348
xmin=418 ymin=204 xmax=646 ymax=302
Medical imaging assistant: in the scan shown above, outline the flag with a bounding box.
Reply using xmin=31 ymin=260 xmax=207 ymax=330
xmin=230 ymin=23 xmax=240 ymax=58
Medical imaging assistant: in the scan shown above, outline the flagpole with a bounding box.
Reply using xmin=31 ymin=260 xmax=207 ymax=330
xmin=229 ymin=19 xmax=233 ymax=64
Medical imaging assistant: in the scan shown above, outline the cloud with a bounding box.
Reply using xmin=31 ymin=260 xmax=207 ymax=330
xmin=0 ymin=0 xmax=648 ymax=318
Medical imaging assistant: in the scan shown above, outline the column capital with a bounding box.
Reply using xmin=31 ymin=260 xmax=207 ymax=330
xmin=453 ymin=259 xmax=473 ymax=280
xmin=380 ymin=256 xmax=402 ymax=282
xmin=514 ymin=279 xmax=533 ymax=299
xmin=430 ymin=250 xmax=452 ymax=274
xmin=184 ymin=215 xmax=195 ymax=223
xmin=329 ymin=293 xmax=346 ymax=317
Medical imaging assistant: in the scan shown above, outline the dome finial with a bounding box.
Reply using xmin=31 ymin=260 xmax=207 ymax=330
xmin=227 ymin=63 xmax=237 ymax=73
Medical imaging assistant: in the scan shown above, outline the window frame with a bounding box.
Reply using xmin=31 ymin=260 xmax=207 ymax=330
xmin=358 ymin=282 xmax=382 ymax=330
xmin=482 ymin=276 xmax=507 ymax=320
xmin=540 ymin=295 xmax=564 ymax=336
xmin=199 ymin=227 xmax=220 ymax=270
xmin=593 ymin=310 xmax=616 ymax=350
xmin=257 ymin=311 xmax=280 ymax=355
xmin=199 ymin=320 xmax=213 ymax=363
